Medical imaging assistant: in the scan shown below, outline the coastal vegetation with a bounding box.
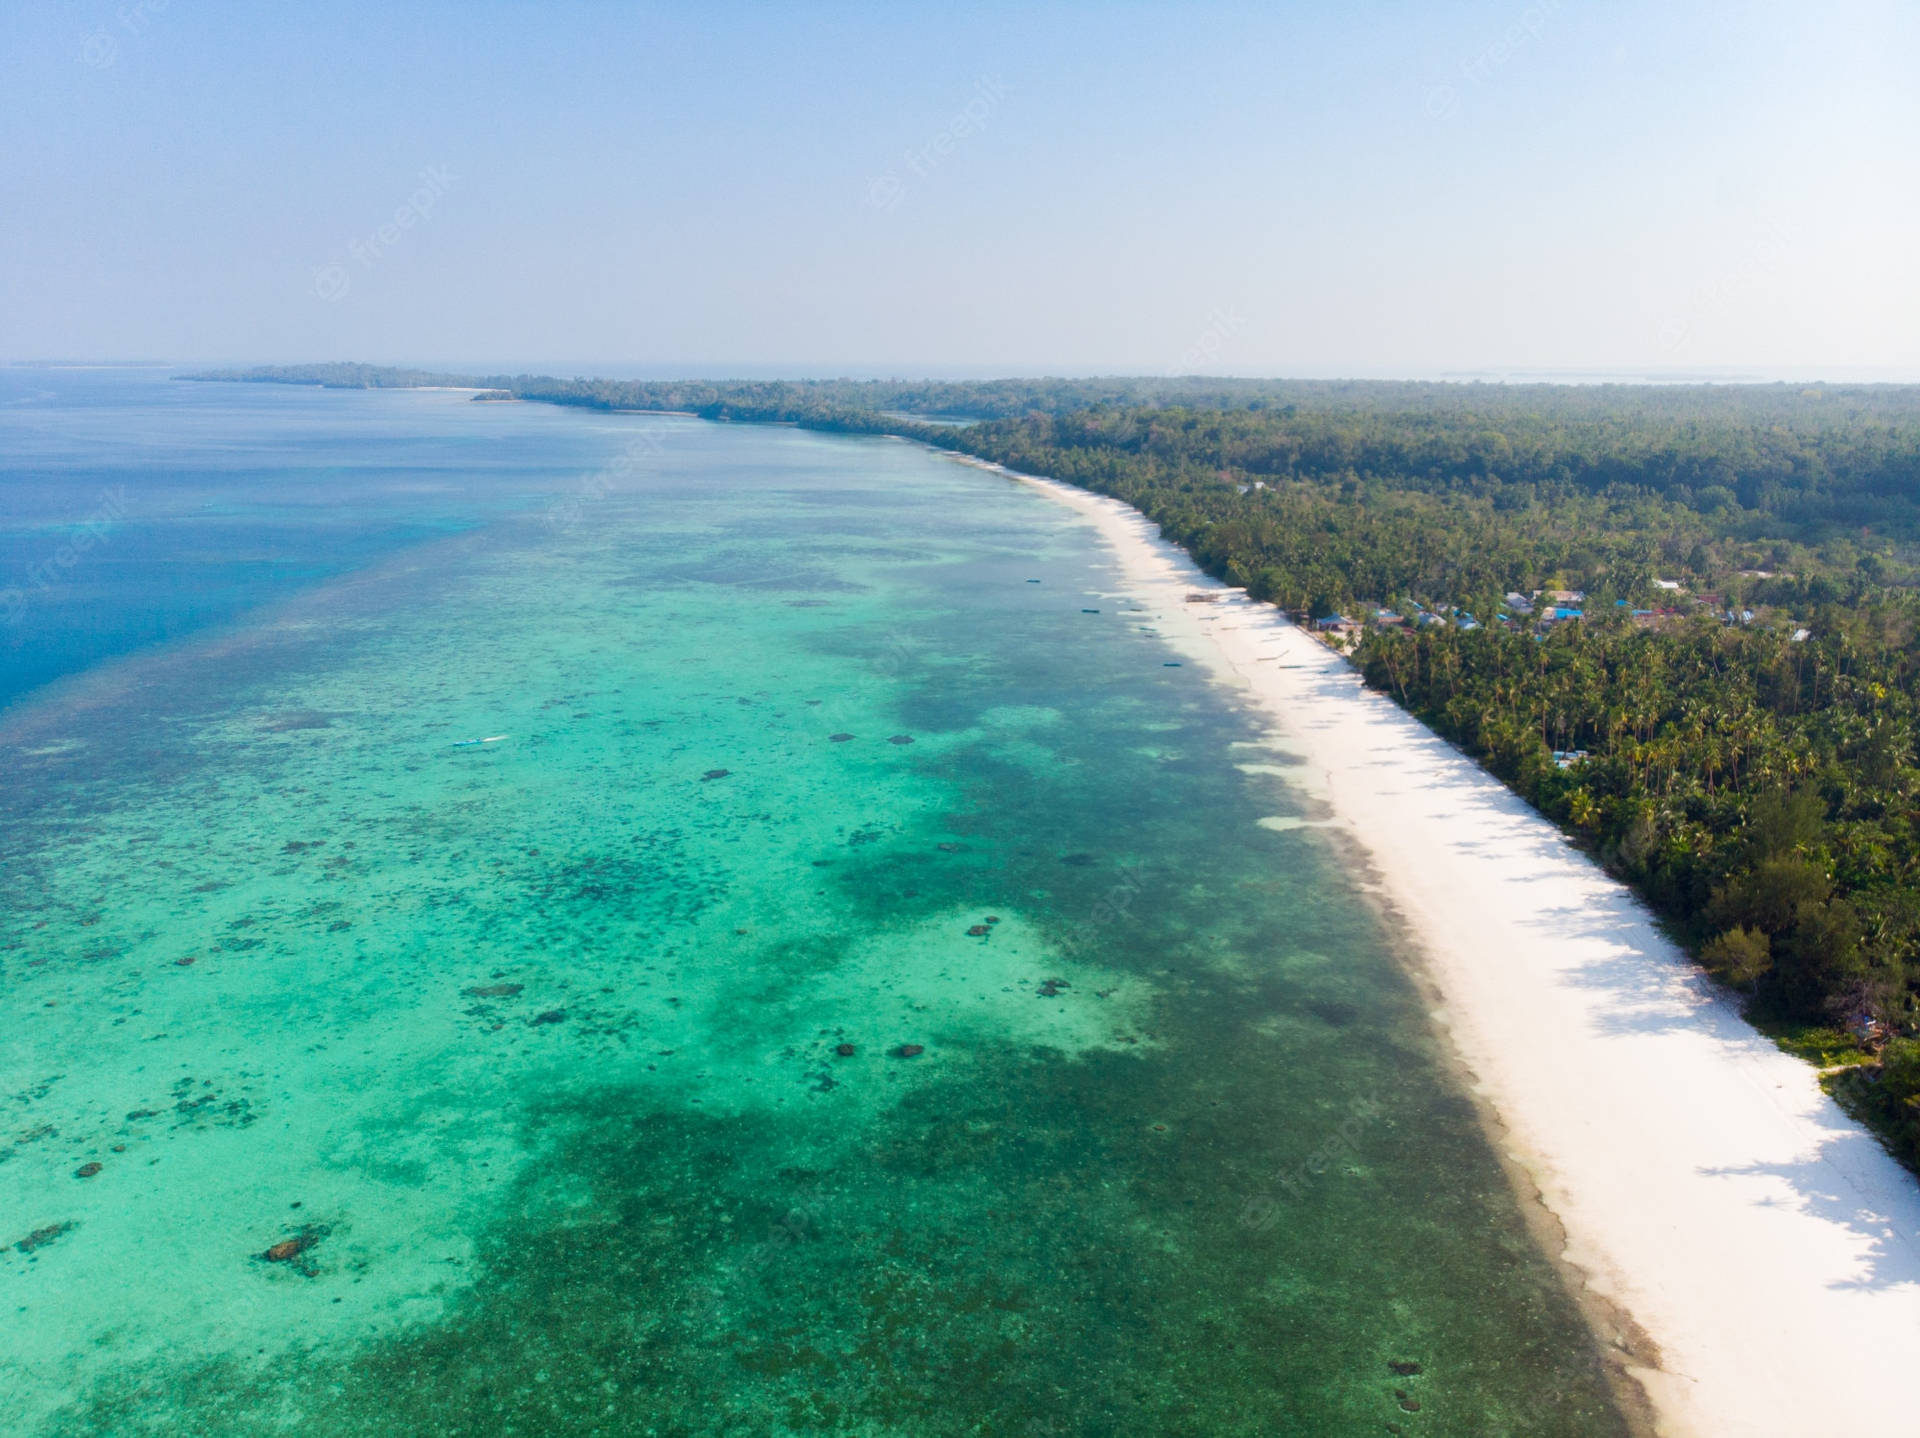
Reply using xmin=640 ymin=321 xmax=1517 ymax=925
xmin=935 ymin=394 xmax=1920 ymax=1169
xmin=193 ymin=363 xmax=1920 ymax=1167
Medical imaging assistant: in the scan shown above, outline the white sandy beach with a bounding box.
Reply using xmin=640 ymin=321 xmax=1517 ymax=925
xmin=984 ymin=459 xmax=1920 ymax=1437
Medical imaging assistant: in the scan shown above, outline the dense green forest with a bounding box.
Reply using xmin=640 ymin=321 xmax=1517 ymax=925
xmin=195 ymin=363 xmax=1920 ymax=1164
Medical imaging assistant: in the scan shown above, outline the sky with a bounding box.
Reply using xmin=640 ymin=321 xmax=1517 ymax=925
xmin=2 ymin=0 xmax=1916 ymax=378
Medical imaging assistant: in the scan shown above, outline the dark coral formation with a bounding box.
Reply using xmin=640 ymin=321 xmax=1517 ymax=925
xmin=13 ymin=1221 xmax=74 ymax=1254
xmin=464 ymin=983 xmax=524 ymax=999
xmin=260 ymin=1223 xmax=332 ymax=1277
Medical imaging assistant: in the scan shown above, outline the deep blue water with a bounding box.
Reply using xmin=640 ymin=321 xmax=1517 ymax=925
xmin=0 ymin=368 xmax=637 ymax=711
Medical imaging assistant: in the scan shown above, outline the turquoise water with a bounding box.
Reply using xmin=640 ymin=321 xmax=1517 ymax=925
xmin=1 ymin=387 xmax=1630 ymax=1435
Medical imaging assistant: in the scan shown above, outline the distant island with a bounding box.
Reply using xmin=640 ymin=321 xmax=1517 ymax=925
xmin=188 ymin=360 xmax=1920 ymax=1169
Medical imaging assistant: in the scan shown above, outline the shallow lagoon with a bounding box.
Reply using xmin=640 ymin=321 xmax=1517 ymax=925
xmin=1 ymin=388 xmax=1629 ymax=1435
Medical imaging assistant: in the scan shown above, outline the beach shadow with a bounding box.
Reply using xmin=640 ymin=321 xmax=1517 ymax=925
xmin=1702 ymin=1133 xmax=1920 ymax=1293
xmin=1185 ymin=595 xmax=1920 ymax=1303
xmin=1491 ymin=887 xmax=1738 ymax=1042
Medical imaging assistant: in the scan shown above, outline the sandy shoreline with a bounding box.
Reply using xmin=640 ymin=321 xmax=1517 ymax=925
xmin=973 ymin=456 xmax=1920 ymax=1437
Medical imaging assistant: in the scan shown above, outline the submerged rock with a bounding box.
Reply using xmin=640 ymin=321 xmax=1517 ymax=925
xmin=13 ymin=1221 xmax=74 ymax=1254
xmin=1387 ymin=1360 xmax=1423 ymax=1377
xmin=74 ymin=1162 xmax=102 ymax=1179
xmin=835 ymin=1043 xmax=857 ymax=1057
xmin=463 ymin=983 xmax=524 ymax=999
xmin=261 ymin=1223 xmax=332 ymax=1274
xmin=892 ymin=1044 xmax=925 ymax=1058
xmin=967 ymin=924 xmax=990 ymax=937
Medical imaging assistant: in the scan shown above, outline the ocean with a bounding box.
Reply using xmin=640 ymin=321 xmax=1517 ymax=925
xmin=0 ymin=370 xmax=1629 ymax=1435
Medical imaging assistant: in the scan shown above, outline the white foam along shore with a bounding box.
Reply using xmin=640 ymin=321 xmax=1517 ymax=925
xmin=972 ymin=456 xmax=1920 ymax=1438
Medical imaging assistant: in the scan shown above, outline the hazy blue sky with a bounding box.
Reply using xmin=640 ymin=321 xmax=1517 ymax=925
xmin=2 ymin=1 xmax=1915 ymax=377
